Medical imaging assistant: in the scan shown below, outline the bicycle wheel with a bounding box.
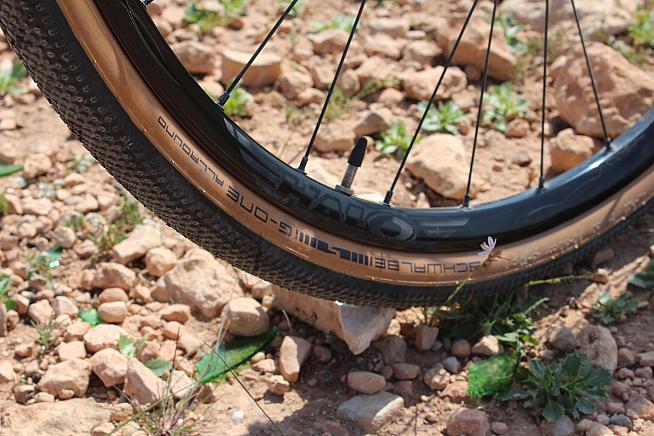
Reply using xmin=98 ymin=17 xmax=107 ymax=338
xmin=1 ymin=0 xmax=653 ymax=307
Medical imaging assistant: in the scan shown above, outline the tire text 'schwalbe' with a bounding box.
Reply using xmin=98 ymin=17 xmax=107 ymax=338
xmin=0 ymin=0 xmax=652 ymax=307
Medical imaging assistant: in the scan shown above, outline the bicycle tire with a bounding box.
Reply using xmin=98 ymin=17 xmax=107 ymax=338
xmin=1 ymin=0 xmax=653 ymax=307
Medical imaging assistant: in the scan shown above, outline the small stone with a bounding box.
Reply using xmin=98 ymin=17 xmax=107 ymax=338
xmin=92 ymin=263 xmax=136 ymax=291
xmin=52 ymin=296 xmax=78 ymax=318
xmin=414 ymin=324 xmax=439 ymax=352
xmin=312 ymin=345 xmax=332 ymax=363
xmin=178 ymin=333 xmax=204 ymax=357
xmin=279 ymin=336 xmax=311 ymax=383
xmin=252 ymin=358 xmax=278 ymax=374
xmin=124 ymin=358 xmax=166 ymax=405
xmin=0 ymin=359 xmax=16 ymax=383
xmin=98 ymin=288 xmax=129 ymax=304
xmin=111 ymin=224 xmax=161 ymax=265
xmin=347 ymin=371 xmax=386 ymax=394
xmin=578 ymin=324 xmax=617 ymax=373
xmin=13 ymin=384 xmax=35 ymax=403
xmin=58 ymin=389 xmax=76 ymax=400
xmin=442 ymin=356 xmax=461 ymax=374
xmin=423 ymin=364 xmax=448 ymax=390
xmin=65 ymin=321 xmax=91 ymax=342
xmin=222 ymin=297 xmax=270 ymax=337
xmin=53 ymin=226 xmax=77 ymax=249
xmin=57 ymin=341 xmax=86 ymax=361
xmin=471 ymin=335 xmax=501 ymax=356
xmin=635 ymin=366 xmax=653 ymax=379
xmin=38 ymin=358 xmax=91 ymax=397
xmin=337 ymin=392 xmax=404 ymax=433
xmin=34 ymin=392 xmax=55 ymax=403
xmin=90 ymin=348 xmax=128 ymax=387
xmin=626 ymin=392 xmax=654 ymax=420
xmin=446 ymin=407 xmax=490 ymax=436
xmin=161 ymin=304 xmax=191 ymax=324
xmin=221 ymin=49 xmax=281 ymax=87
xmin=618 ymin=348 xmax=637 ymax=366
xmin=374 ymin=336 xmax=407 ymax=364
xmin=490 ymin=421 xmax=508 ymax=434
xmin=610 ymin=414 xmax=633 ymax=431
xmin=172 ymin=41 xmax=214 ymax=74
xmin=539 ymin=415 xmax=575 ymax=436
xmin=551 ymin=327 xmax=577 ymax=353
xmin=267 ymin=374 xmax=291 ymax=396
xmin=91 ymin=422 xmax=115 ymax=436
xmin=442 ymin=381 xmax=468 ymax=402
xmin=392 ymin=363 xmax=419 ymax=380
xmin=28 ymin=299 xmax=54 ymax=325
xmin=145 ymin=247 xmax=177 ymax=277
xmin=162 ymin=321 xmax=184 ymax=340
xmin=83 ymin=324 xmax=127 ymax=353
xmin=638 ymin=351 xmax=654 ymax=366
xmin=97 ymin=302 xmax=128 ymax=324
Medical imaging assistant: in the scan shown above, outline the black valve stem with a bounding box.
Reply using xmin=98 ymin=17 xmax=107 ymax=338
xmin=336 ymin=137 xmax=368 ymax=196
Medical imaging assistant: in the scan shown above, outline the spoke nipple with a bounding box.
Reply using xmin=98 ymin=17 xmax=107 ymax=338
xmin=297 ymin=156 xmax=309 ymax=173
xmin=336 ymin=137 xmax=369 ymax=196
xmin=462 ymin=194 xmax=471 ymax=208
xmin=216 ymin=92 xmax=231 ymax=107
xmin=383 ymin=190 xmax=393 ymax=205
xmin=538 ymin=176 xmax=546 ymax=191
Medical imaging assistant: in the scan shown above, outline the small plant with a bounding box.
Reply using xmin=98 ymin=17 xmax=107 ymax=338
xmin=310 ymin=14 xmax=356 ymax=33
xmin=498 ymin=14 xmax=529 ymax=56
xmin=0 ymin=191 xmax=7 ymax=217
xmin=325 ymin=87 xmax=351 ymax=121
xmin=68 ymin=155 xmax=96 ymax=174
xmin=0 ymin=60 xmax=27 ymax=96
xmin=425 ymin=290 xmax=547 ymax=350
xmin=483 ymin=83 xmax=529 ymax=132
xmin=375 ymin=121 xmax=415 ymax=157
xmin=420 ymin=101 xmax=468 ymax=135
xmin=629 ymin=258 xmax=654 ymax=297
xmin=592 ymin=292 xmax=638 ymax=324
xmin=94 ymin=197 xmax=143 ymax=252
xmin=222 ymin=84 xmax=251 ymax=118
xmin=25 ymin=246 xmax=62 ymax=280
xmin=629 ymin=9 xmax=654 ymax=48
xmin=280 ymin=0 xmax=304 ymax=17
xmin=0 ymin=275 xmax=16 ymax=311
xmin=184 ymin=0 xmax=248 ymax=32
xmin=499 ymin=352 xmax=611 ymax=422
xmin=64 ymin=215 xmax=86 ymax=232
xmin=33 ymin=319 xmax=57 ymax=355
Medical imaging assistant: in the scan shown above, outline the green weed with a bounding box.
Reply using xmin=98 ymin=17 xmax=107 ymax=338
xmin=0 ymin=275 xmax=16 ymax=311
xmin=184 ymin=0 xmax=248 ymax=32
xmin=498 ymin=14 xmax=529 ymax=57
xmin=629 ymin=9 xmax=654 ymax=48
xmin=0 ymin=61 xmax=27 ymax=96
xmin=375 ymin=121 xmax=415 ymax=158
xmin=32 ymin=319 xmax=56 ymax=355
xmin=222 ymin=84 xmax=251 ymax=118
xmin=499 ymin=352 xmax=611 ymax=422
xmin=280 ymin=0 xmax=304 ymax=17
xmin=93 ymin=197 xmax=143 ymax=253
xmin=420 ymin=101 xmax=468 ymax=135
xmin=68 ymin=155 xmax=96 ymax=174
xmin=24 ymin=246 xmax=62 ymax=280
xmin=592 ymin=292 xmax=638 ymax=325
xmin=0 ymin=191 xmax=7 ymax=216
xmin=483 ymin=83 xmax=529 ymax=132
xmin=310 ymin=14 xmax=356 ymax=33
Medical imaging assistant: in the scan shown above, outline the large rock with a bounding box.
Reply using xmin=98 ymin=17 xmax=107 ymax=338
xmin=438 ymin=18 xmax=517 ymax=81
xmin=158 ymin=248 xmax=241 ymax=319
xmin=0 ymin=398 xmax=112 ymax=436
xmin=279 ymin=335 xmax=311 ymax=383
xmin=272 ymin=286 xmax=394 ymax=354
xmin=38 ymin=359 xmax=91 ymax=398
xmin=501 ymin=0 xmax=639 ymax=37
xmin=90 ymin=348 xmax=128 ymax=387
xmin=554 ymin=43 xmax=654 ymax=139
xmin=337 ymin=392 xmax=404 ymax=433
xmin=222 ymin=297 xmax=270 ymax=337
xmin=446 ymin=408 xmax=490 ymax=436
xmin=124 ymin=358 xmax=166 ymax=405
xmin=221 ymin=50 xmax=282 ymax=87
xmin=111 ymin=224 xmax=162 ymax=265
xmin=406 ymin=134 xmax=470 ymax=200
xmin=577 ymin=324 xmax=618 ymax=373
xmin=402 ymin=66 xmax=467 ymax=101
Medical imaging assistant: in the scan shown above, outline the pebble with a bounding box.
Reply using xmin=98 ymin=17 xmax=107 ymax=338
xmin=551 ymin=327 xmax=576 ymax=352
xmin=57 ymin=341 xmax=86 ymax=361
xmin=446 ymin=407 xmax=490 ymax=436
xmin=347 ymin=371 xmax=386 ymax=394
xmin=423 ymin=364 xmax=448 ymax=390
xmin=373 ymin=336 xmax=407 ymax=364
xmin=161 ymin=304 xmax=191 ymax=324
xmin=442 ymin=356 xmax=461 ymax=374
xmin=414 ymin=324 xmax=439 ymax=352
xmin=279 ymin=336 xmax=311 ymax=383
xmin=337 ymin=391 xmax=404 ymax=433
xmin=471 ymin=335 xmax=501 ymax=356
xmin=392 ymin=363 xmax=419 ymax=380
xmin=97 ymin=302 xmax=128 ymax=324
xmin=90 ymin=348 xmax=128 ymax=387
xmin=222 ymin=297 xmax=270 ymax=337
xmin=98 ymin=288 xmax=129 ymax=304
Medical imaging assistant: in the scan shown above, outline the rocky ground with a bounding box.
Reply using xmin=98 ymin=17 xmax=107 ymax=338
xmin=1 ymin=0 xmax=654 ymax=435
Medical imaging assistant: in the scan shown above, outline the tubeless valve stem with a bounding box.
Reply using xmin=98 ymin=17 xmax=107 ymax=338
xmin=336 ymin=137 xmax=368 ymax=196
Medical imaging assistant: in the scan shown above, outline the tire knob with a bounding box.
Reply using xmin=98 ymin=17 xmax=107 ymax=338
xmin=336 ymin=137 xmax=368 ymax=196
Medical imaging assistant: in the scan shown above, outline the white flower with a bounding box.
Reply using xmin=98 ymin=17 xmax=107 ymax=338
xmin=478 ymin=236 xmax=497 ymax=257
xmin=231 ymin=410 xmax=245 ymax=424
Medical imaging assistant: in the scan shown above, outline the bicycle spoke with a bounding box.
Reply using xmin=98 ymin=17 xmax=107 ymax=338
xmin=217 ymin=0 xmax=300 ymax=106
xmin=298 ymin=0 xmax=368 ymax=172
xmin=570 ymin=0 xmax=611 ymax=149
xmin=538 ymin=0 xmax=550 ymax=190
xmin=463 ymin=0 xmax=500 ymax=208
xmin=383 ymin=0 xmax=481 ymax=205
